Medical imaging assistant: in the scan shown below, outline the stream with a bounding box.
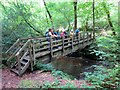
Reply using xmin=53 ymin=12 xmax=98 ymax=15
xmin=50 ymin=51 xmax=97 ymax=79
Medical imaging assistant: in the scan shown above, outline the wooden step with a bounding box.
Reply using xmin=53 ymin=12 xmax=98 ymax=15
xmin=21 ymin=60 xmax=27 ymax=65
xmin=10 ymin=58 xmax=30 ymax=76
xmin=12 ymin=64 xmax=24 ymax=70
xmin=10 ymin=69 xmax=19 ymax=75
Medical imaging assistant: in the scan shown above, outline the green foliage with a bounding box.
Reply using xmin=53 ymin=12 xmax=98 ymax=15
xmin=42 ymin=80 xmax=77 ymax=88
xmin=18 ymin=77 xmax=76 ymax=88
xmin=18 ymin=80 xmax=39 ymax=88
xmin=84 ymin=64 xmax=120 ymax=88
xmin=96 ymin=36 xmax=118 ymax=61
xmin=58 ymin=82 xmax=77 ymax=88
xmin=84 ymin=66 xmax=108 ymax=88
xmin=52 ymin=70 xmax=75 ymax=80
xmin=42 ymin=78 xmax=60 ymax=88
xmin=86 ymin=36 xmax=118 ymax=61
xmin=83 ymin=35 xmax=119 ymax=88
xmin=34 ymin=62 xmax=55 ymax=71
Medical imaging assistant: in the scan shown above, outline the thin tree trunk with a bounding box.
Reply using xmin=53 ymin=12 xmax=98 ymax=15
xmin=45 ymin=13 xmax=49 ymax=24
xmin=102 ymin=2 xmax=116 ymax=35
xmin=22 ymin=15 xmax=42 ymax=34
xmin=93 ymin=0 xmax=95 ymax=38
xmin=73 ymin=0 xmax=77 ymax=31
xmin=43 ymin=0 xmax=54 ymax=29
xmin=85 ymin=18 xmax=88 ymax=31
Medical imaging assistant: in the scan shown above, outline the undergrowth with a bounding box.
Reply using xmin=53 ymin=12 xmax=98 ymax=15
xmin=83 ymin=35 xmax=120 ymax=89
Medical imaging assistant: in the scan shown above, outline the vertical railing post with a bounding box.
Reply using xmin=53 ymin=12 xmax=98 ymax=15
xmin=28 ymin=40 xmax=33 ymax=71
xmin=90 ymin=32 xmax=92 ymax=39
xmin=83 ymin=32 xmax=85 ymax=47
xmin=32 ymin=39 xmax=35 ymax=65
xmin=62 ymin=36 xmax=64 ymax=56
xmin=17 ymin=55 xmax=21 ymax=76
xmin=78 ymin=33 xmax=80 ymax=48
xmin=87 ymin=32 xmax=89 ymax=42
xmin=50 ymin=37 xmax=53 ymax=61
xmin=39 ymin=39 xmax=42 ymax=48
xmin=71 ymin=35 xmax=74 ymax=52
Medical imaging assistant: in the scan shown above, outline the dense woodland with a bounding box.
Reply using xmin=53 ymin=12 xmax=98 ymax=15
xmin=1 ymin=0 xmax=120 ymax=89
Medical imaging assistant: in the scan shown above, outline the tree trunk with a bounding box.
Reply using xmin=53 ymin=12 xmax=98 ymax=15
xmin=85 ymin=19 xmax=88 ymax=31
xmin=102 ymin=2 xmax=116 ymax=35
xmin=22 ymin=15 xmax=42 ymax=34
xmin=43 ymin=0 xmax=54 ymax=29
xmin=93 ymin=0 xmax=95 ymax=38
xmin=73 ymin=0 xmax=77 ymax=31
xmin=45 ymin=13 xmax=49 ymax=24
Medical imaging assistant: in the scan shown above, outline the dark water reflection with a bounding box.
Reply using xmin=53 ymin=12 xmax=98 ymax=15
xmin=51 ymin=56 xmax=96 ymax=79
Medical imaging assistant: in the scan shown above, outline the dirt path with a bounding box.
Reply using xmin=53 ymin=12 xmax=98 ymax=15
xmin=1 ymin=67 xmax=92 ymax=89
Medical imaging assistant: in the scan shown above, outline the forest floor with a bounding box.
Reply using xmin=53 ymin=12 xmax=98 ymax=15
xmin=1 ymin=67 xmax=92 ymax=88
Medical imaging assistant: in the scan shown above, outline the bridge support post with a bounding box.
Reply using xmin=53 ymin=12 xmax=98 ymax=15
xmin=50 ymin=37 xmax=53 ymax=61
xmin=31 ymin=39 xmax=36 ymax=65
xmin=28 ymin=40 xmax=33 ymax=72
xmin=71 ymin=36 xmax=74 ymax=52
xmin=62 ymin=36 xmax=65 ymax=56
xmin=78 ymin=33 xmax=80 ymax=48
xmin=16 ymin=55 xmax=21 ymax=76
xmin=86 ymin=32 xmax=89 ymax=43
xmin=81 ymin=32 xmax=84 ymax=48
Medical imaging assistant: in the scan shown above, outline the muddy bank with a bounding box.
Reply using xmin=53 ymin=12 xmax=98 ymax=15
xmin=1 ymin=67 xmax=92 ymax=88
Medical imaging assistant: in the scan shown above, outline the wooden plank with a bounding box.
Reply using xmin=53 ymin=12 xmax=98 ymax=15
xmin=64 ymin=37 xmax=71 ymax=41
xmin=28 ymin=41 xmax=33 ymax=71
xmin=73 ymin=42 xmax=79 ymax=46
xmin=73 ymin=39 xmax=79 ymax=42
xmin=19 ymin=50 xmax=28 ymax=61
xmin=82 ymin=32 xmax=85 ymax=47
xmin=24 ymin=56 xmax=30 ymax=60
xmin=35 ymin=46 xmax=49 ymax=52
xmin=53 ymin=47 xmax=62 ymax=52
xmin=53 ymin=43 xmax=62 ymax=48
xmin=78 ymin=33 xmax=80 ymax=48
xmin=64 ymin=41 xmax=71 ymax=45
xmin=15 ymin=40 xmax=30 ymax=56
xmin=50 ymin=37 xmax=53 ymax=59
xmin=71 ymin=36 xmax=74 ymax=52
xmin=35 ymin=51 xmax=50 ymax=58
xmin=32 ymin=39 xmax=36 ymax=65
xmin=53 ymin=39 xmax=62 ymax=43
xmin=62 ymin=36 xmax=64 ymax=55
xmin=64 ymin=44 xmax=71 ymax=48
xmin=34 ymin=42 xmax=49 ymax=49
xmin=20 ymin=36 xmax=46 ymax=41
xmin=16 ymin=55 xmax=21 ymax=76
xmin=20 ymin=61 xmax=30 ymax=76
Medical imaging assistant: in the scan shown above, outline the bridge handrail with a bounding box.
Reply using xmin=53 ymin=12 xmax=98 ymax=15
xmin=15 ymin=40 xmax=30 ymax=56
xmin=5 ymin=39 xmax=20 ymax=54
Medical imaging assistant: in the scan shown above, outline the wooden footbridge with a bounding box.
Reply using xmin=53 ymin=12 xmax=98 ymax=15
xmin=5 ymin=31 xmax=94 ymax=76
